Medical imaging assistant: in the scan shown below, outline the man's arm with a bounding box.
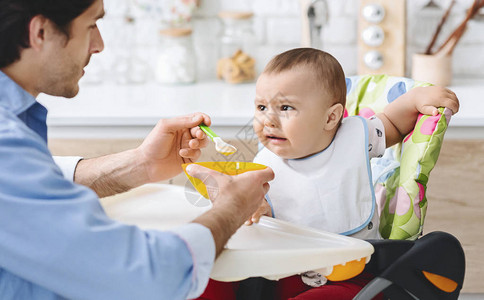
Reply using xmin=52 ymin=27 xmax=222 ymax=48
xmin=74 ymin=149 xmax=148 ymax=198
xmin=377 ymin=86 xmax=459 ymax=147
xmin=74 ymin=113 xmax=210 ymax=198
xmin=0 ymin=126 xmax=210 ymax=299
xmin=1 ymin=126 xmax=273 ymax=299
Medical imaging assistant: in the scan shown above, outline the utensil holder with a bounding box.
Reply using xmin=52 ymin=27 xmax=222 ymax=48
xmin=412 ymin=53 xmax=452 ymax=87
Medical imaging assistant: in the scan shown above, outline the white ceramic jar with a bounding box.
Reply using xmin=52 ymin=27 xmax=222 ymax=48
xmin=155 ymin=28 xmax=196 ymax=84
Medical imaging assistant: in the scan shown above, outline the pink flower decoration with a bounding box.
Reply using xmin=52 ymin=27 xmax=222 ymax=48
xmin=420 ymin=115 xmax=440 ymax=135
xmin=358 ymin=107 xmax=375 ymax=119
xmin=374 ymin=184 xmax=386 ymax=217
xmin=444 ymin=108 xmax=452 ymax=126
xmin=395 ymin=187 xmax=411 ymax=216
xmin=388 ymin=189 xmax=397 ymax=214
xmin=343 ymin=108 xmax=349 ymax=118
xmin=418 ymin=182 xmax=425 ymax=202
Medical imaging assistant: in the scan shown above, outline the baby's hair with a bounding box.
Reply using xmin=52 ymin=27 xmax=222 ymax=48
xmin=263 ymin=48 xmax=346 ymax=108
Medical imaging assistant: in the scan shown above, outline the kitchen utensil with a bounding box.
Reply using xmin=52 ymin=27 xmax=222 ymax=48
xmin=199 ymin=124 xmax=237 ymax=155
xmin=299 ymin=0 xmax=329 ymax=48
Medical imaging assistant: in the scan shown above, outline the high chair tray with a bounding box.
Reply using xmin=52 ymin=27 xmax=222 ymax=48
xmin=101 ymin=183 xmax=374 ymax=281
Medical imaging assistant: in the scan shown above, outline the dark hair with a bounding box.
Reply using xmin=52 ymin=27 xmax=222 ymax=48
xmin=263 ymin=48 xmax=347 ymax=108
xmin=0 ymin=0 xmax=95 ymax=68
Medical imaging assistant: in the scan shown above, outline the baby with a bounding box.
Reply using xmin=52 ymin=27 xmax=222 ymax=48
xmin=196 ymin=48 xmax=459 ymax=300
xmin=248 ymin=48 xmax=459 ymax=299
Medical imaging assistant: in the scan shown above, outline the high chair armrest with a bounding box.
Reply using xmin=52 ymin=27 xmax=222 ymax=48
xmin=355 ymin=232 xmax=465 ymax=300
xmin=363 ymin=239 xmax=414 ymax=275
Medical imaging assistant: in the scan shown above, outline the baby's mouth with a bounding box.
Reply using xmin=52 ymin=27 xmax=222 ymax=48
xmin=267 ymin=135 xmax=287 ymax=141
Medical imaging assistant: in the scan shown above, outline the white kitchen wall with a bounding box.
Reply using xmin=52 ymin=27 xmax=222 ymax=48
xmin=88 ymin=0 xmax=484 ymax=84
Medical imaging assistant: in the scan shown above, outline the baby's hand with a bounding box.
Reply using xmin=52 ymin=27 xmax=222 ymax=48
xmin=410 ymin=86 xmax=459 ymax=116
xmin=245 ymin=200 xmax=272 ymax=226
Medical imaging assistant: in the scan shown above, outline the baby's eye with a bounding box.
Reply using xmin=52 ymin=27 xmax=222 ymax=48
xmin=257 ymin=105 xmax=267 ymax=111
xmin=281 ymin=105 xmax=294 ymax=111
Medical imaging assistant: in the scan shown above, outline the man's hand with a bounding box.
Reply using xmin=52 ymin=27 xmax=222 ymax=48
xmin=74 ymin=113 xmax=210 ymax=197
xmin=137 ymin=112 xmax=211 ymax=183
xmin=187 ymin=164 xmax=274 ymax=256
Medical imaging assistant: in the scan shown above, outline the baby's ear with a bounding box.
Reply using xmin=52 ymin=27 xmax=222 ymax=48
xmin=324 ymin=103 xmax=344 ymax=130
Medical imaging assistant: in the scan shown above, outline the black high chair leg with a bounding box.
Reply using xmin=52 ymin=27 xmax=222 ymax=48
xmin=353 ymin=231 xmax=465 ymax=300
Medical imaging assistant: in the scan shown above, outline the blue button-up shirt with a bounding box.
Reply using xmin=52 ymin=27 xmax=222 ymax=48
xmin=0 ymin=71 xmax=215 ymax=300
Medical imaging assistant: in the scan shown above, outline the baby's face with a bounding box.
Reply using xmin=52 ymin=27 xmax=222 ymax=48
xmin=254 ymin=70 xmax=334 ymax=159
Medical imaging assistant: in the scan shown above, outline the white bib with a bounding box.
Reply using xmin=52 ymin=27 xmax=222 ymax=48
xmin=254 ymin=116 xmax=380 ymax=239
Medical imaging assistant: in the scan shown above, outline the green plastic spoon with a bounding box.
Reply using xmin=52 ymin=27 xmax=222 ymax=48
xmin=199 ymin=124 xmax=237 ymax=156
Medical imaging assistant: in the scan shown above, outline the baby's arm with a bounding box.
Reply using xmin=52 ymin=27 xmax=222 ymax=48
xmin=377 ymin=86 xmax=459 ymax=147
xmin=245 ymin=199 xmax=272 ymax=225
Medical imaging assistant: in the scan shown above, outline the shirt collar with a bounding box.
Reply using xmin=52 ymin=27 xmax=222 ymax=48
xmin=0 ymin=70 xmax=37 ymax=115
xmin=0 ymin=70 xmax=48 ymax=142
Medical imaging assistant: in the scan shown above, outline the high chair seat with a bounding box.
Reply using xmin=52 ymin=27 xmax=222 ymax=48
xmin=100 ymin=183 xmax=374 ymax=282
xmin=345 ymin=74 xmax=465 ymax=299
xmin=346 ymin=75 xmax=452 ymax=240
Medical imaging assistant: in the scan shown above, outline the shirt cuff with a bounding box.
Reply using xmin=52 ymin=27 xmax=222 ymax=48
xmin=53 ymin=156 xmax=83 ymax=181
xmin=170 ymin=223 xmax=215 ymax=299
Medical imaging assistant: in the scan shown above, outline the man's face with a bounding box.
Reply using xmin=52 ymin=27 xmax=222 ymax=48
xmin=40 ymin=0 xmax=105 ymax=98
xmin=253 ymin=70 xmax=334 ymax=159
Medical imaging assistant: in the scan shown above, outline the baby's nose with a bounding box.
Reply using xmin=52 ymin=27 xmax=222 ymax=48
xmin=264 ymin=116 xmax=277 ymax=128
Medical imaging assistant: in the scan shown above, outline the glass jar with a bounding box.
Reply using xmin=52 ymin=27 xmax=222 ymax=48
xmin=113 ymin=15 xmax=150 ymax=85
xmin=217 ymin=11 xmax=257 ymax=84
xmin=155 ymin=28 xmax=196 ymax=84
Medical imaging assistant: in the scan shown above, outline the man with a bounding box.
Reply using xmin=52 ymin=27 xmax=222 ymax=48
xmin=0 ymin=0 xmax=274 ymax=299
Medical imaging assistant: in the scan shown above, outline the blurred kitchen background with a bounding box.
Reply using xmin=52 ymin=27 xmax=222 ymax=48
xmin=81 ymin=0 xmax=484 ymax=84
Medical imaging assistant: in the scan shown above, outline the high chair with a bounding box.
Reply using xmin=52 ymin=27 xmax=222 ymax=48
xmin=344 ymin=74 xmax=465 ymax=300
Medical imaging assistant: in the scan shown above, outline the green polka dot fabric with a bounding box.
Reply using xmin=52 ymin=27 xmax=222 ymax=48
xmin=345 ymin=75 xmax=452 ymax=240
